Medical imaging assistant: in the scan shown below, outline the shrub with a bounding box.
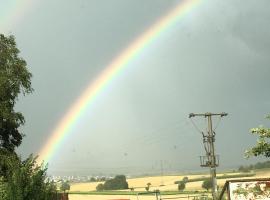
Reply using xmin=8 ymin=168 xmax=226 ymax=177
xmin=202 ymin=179 xmax=213 ymax=191
xmin=0 ymin=151 xmax=56 ymax=200
xmin=96 ymin=183 xmax=104 ymax=191
xmin=102 ymin=175 xmax=128 ymax=190
xmin=60 ymin=181 xmax=70 ymax=193
xmin=182 ymin=176 xmax=189 ymax=183
xmin=178 ymin=181 xmax=186 ymax=191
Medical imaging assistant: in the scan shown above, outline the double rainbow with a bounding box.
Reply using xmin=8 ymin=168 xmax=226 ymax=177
xmin=37 ymin=0 xmax=200 ymax=164
xmin=0 ymin=0 xmax=38 ymax=32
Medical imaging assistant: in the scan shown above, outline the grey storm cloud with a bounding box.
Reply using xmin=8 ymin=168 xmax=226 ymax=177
xmin=0 ymin=0 xmax=269 ymax=175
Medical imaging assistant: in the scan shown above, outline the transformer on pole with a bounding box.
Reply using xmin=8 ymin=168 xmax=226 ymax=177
xmin=189 ymin=112 xmax=228 ymax=200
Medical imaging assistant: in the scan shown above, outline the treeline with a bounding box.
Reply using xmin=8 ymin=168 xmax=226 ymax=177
xmin=89 ymin=177 xmax=107 ymax=182
xmin=239 ymin=161 xmax=270 ymax=172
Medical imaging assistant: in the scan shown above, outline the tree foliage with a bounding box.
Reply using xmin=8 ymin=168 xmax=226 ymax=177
xmin=90 ymin=177 xmax=96 ymax=182
xmin=202 ymin=179 xmax=213 ymax=191
xmin=0 ymin=34 xmax=33 ymax=151
xmin=0 ymin=34 xmax=56 ymax=200
xmin=96 ymin=175 xmax=128 ymax=191
xmin=182 ymin=176 xmax=189 ymax=183
xmin=60 ymin=181 xmax=70 ymax=193
xmin=145 ymin=182 xmax=151 ymax=191
xmin=0 ymin=151 xmax=56 ymax=200
xmin=178 ymin=181 xmax=186 ymax=191
xmin=245 ymin=115 xmax=270 ymax=158
xmin=96 ymin=183 xmax=104 ymax=191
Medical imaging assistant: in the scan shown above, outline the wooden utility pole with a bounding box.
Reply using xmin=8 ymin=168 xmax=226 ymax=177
xmin=189 ymin=112 xmax=227 ymax=200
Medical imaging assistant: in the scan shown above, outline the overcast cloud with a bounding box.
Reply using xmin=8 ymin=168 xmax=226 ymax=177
xmin=1 ymin=0 xmax=269 ymax=175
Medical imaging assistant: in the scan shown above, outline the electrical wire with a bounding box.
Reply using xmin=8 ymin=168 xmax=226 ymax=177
xmin=213 ymin=116 xmax=222 ymax=131
xmin=190 ymin=118 xmax=204 ymax=135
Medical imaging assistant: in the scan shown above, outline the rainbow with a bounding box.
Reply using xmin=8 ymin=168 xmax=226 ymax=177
xmin=37 ymin=0 xmax=201 ymax=164
xmin=0 ymin=0 xmax=38 ymax=33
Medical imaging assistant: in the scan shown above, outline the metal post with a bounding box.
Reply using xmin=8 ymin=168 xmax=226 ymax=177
xmin=207 ymin=114 xmax=217 ymax=200
xmin=155 ymin=190 xmax=159 ymax=200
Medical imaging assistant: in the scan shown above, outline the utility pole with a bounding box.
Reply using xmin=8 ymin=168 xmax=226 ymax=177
xmin=160 ymin=160 xmax=164 ymax=186
xmin=189 ymin=112 xmax=227 ymax=200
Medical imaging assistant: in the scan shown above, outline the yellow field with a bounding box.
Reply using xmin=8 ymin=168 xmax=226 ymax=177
xmin=69 ymin=170 xmax=270 ymax=200
xmin=71 ymin=172 xmax=270 ymax=192
xmin=70 ymin=174 xmax=206 ymax=192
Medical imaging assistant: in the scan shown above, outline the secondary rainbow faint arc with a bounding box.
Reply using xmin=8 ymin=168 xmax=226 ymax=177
xmin=0 ymin=0 xmax=38 ymax=32
xmin=37 ymin=0 xmax=201 ymax=164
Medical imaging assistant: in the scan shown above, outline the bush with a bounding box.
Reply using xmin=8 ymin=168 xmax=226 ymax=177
xmin=96 ymin=183 xmax=104 ymax=191
xmin=0 ymin=151 xmax=56 ymax=200
xmin=0 ymin=177 xmax=7 ymax=200
xmin=182 ymin=176 xmax=189 ymax=183
xmin=90 ymin=177 xmax=96 ymax=182
xmin=145 ymin=182 xmax=151 ymax=191
xmin=96 ymin=175 xmax=128 ymax=191
xmin=60 ymin=181 xmax=70 ymax=193
xmin=178 ymin=181 xmax=186 ymax=191
xmin=202 ymin=179 xmax=213 ymax=191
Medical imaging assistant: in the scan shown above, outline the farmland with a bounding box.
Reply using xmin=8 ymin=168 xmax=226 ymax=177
xmin=68 ymin=169 xmax=270 ymax=200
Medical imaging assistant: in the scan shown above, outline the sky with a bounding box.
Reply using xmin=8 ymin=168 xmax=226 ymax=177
xmin=1 ymin=0 xmax=270 ymax=176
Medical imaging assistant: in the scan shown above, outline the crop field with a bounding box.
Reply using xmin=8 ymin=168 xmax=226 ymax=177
xmin=69 ymin=170 xmax=270 ymax=200
xmin=70 ymin=174 xmax=206 ymax=192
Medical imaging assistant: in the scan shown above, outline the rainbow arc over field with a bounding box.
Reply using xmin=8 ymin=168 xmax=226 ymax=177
xmin=37 ymin=0 xmax=201 ymax=164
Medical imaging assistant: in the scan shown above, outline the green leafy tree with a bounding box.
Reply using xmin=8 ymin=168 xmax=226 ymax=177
xmin=0 ymin=176 xmax=7 ymax=200
xmin=145 ymin=182 xmax=151 ymax=191
xmin=182 ymin=176 xmax=189 ymax=183
xmin=245 ymin=115 xmax=270 ymax=158
xmin=96 ymin=183 xmax=104 ymax=191
xmin=1 ymin=152 xmax=56 ymax=200
xmin=202 ymin=179 xmax=213 ymax=191
xmin=60 ymin=181 xmax=70 ymax=193
xmin=0 ymin=34 xmax=33 ymax=152
xmin=0 ymin=34 xmax=56 ymax=200
xmin=178 ymin=181 xmax=186 ymax=191
xmin=102 ymin=175 xmax=128 ymax=190
xmin=90 ymin=177 xmax=96 ymax=182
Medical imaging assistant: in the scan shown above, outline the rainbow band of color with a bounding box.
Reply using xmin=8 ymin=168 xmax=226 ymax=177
xmin=37 ymin=0 xmax=200 ymax=164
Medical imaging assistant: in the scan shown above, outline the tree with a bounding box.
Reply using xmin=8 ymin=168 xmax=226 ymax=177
xmin=96 ymin=183 xmax=104 ymax=191
xmin=0 ymin=34 xmax=56 ymax=200
xmin=90 ymin=177 xmax=96 ymax=182
xmin=182 ymin=176 xmax=189 ymax=183
xmin=0 ymin=34 xmax=33 ymax=152
xmin=145 ymin=182 xmax=151 ymax=191
xmin=202 ymin=179 xmax=213 ymax=191
xmin=178 ymin=181 xmax=186 ymax=191
xmin=238 ymin=165 xmax=251 ymax=172
xmin=245 ymin=115 xmax=270 ymax=158
xmin=99 ymin=175 xmax=129 ymax=190
xmin=0 ymin=152 xmax=56 ymax=200
xmin=60 ymin=181 xmax=70 ymax=193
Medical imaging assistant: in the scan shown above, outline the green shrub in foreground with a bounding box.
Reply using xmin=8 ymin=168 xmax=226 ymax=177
xmin=0 ymin=151 xmax=57 ymax=200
